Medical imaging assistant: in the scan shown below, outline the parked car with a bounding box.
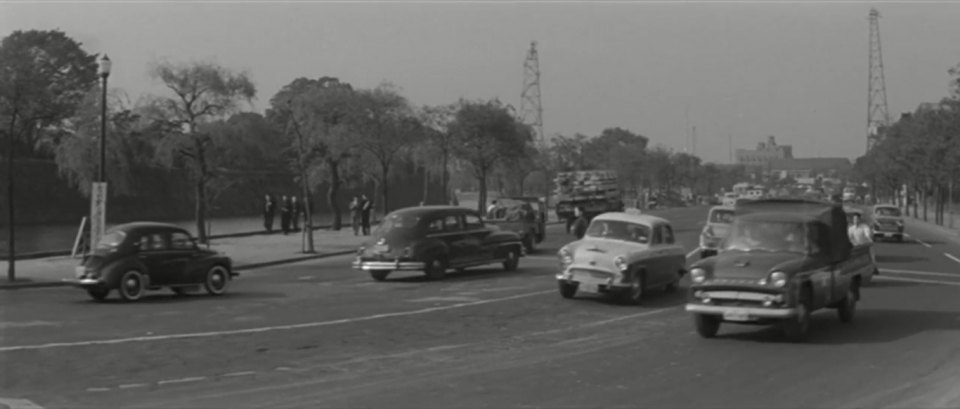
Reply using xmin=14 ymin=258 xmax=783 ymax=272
xmin=871 ymin=204 xmax=904 ymax=242
xmin=555 ymin=212 xmax=687 ymax=305
xmin=352 ymin=206 xmax=525 ymax=281
xmin=685 ymin=199 xmax=877 ymax=342
xmin=485 ymin=196 xmax=546 ymax=253
xmin=699 ymin=205 xmax=735 ymax=259
xmin=65 ymin=222 xmax=237 ymax=302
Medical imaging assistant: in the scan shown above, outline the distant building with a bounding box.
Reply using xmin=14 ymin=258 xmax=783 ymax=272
xmin=735 ymin=136 xmax=793 ymax=169
xmin=770 ymin=158 xmax=852 ymax=180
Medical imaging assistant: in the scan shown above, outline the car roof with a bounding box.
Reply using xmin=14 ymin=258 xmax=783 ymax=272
xmin=108 ymin=222 xmax=188 ymax=233
xmin=738 ymin=212 xmax=818 ymax=224
xmin=709 ymin=205 xmax=735 ymax=212
xmin=389 ymin=205 xmax=477 ymax=217
xmin=843 ymin=207 xmax=864 ymax=215
xmin=593 ymin=212 xmax=668 ymax=226
xmin=872 ymin=204 xmax=899 ymax=209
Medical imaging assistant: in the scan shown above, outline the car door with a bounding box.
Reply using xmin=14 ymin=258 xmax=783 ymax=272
xmin=462 ymin=212 xmax=492 ymax=260
xmin=660 ymin=223 xmax=684 ymax=282
xmin=135 ymin=230 xmax=173 ymax=285
xmin=647 ymin=225 xmax=668 ymax=286
xmin=163 ymin=230 xmax=198 ymax=284
xmin=439 ymin=214 xmax=471 ymax=264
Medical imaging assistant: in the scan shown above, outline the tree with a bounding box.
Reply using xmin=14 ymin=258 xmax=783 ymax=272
xmin=0 ymin=29 xmax=98 ymax=281
xmin=417 ymin=104 xmax=458 ymax=205
xmin=353 ymin=84 xmax=421 ymax=215
xmin=269 ymin=76 xmax=357 ymax=231
xmin=449 ymin=99 xmax=530 ymax=214
xmin=147 ymin=60 xmax=256 ymax=243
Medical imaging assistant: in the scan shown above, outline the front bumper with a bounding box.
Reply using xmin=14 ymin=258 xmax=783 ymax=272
xmin=352 ymin=259 xmax=426 ymax=271
xmin=685 ymin=304 xmax=797 ymax=318
xmin=62 ymin=277 xmax=106 ymax=288
xmin=555 ymin=268 xmax=630 ymax=289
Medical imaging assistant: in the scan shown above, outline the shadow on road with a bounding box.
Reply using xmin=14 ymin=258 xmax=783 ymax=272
xmin=76 ymin=290 xmax=286 ymax=305
xmin=715 ymin=308 xmax=960 ymax=345
xmin=865 ymin=279 xmax=924 ymax=289
xmin=876 ymin=255 xmax=927 ymax=264
xmin=386 ymin=265 xmax=551 ymax=284
xmin=563 ymin=285 xmax=687 ymax=309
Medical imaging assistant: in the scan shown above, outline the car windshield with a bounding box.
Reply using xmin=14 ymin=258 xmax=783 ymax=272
xmin=96 ymin=230 xmax=126 ymax=251
xmin=585 ymin=220 xmax=651 ymax=244
xmin=374 ymin=213 xmax=422 ymax=236
xmin=846 ymin=213 xmax=863 ymax=225
xmin=723 ymin=220 xmax=812 ymax=254
xmin=709 ymin=209 xmax=734 ymax=224
xmin=875 ymin=207 xmax=901 ymax=217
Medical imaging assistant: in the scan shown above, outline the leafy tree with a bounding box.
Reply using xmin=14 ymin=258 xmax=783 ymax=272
xmin=147 ymin=60 xmax=256 ymax=243
xmin=417 ymin=104 xmax=458 ymax=204
xmin=352 ymin=84 xmax=422 ymax=215
xmin=449 ymin=99 xmax=530 ymax=213
xmin=0 ymin=29 xmax=98 ymax=280
xmin=269 ymin=76 xmax=357 ymax=231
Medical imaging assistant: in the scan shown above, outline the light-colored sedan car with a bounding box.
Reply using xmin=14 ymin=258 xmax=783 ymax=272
xmin=699 ymin=205 xmax=735 ymax=259
xmin=555 ymin=212 xmax=688 ymax=305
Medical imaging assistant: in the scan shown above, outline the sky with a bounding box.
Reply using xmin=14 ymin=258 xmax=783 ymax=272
xmin=3 ymin=0 xmax=960 ymax=164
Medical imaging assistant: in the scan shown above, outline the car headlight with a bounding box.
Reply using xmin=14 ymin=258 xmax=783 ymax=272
xmin=559 ymin=248 xmax=573 ymax=265
xmin=613 ymin=256 xmax=628 ymax=272
xmin=768 ymin=271 xmax=788 ymax=288
xmin=690 ymin=267 xmax=707 ymax=283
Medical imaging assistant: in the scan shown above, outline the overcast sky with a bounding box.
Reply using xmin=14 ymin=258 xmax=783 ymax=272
xmin=3 ymin=1 xmax=959 ymax=164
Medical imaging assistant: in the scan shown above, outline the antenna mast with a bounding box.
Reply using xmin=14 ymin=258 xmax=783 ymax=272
xmin=520 ymin=41 xmax=544 ymax=143
xmin=867 ymin=8 xmax=891 ymax=152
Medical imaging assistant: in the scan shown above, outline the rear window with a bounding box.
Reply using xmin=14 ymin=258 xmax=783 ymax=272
xmin=96 ymin=231 xmax=126 ymax=250
xmin=709 ymin=209 xmax=734 ymax=224
xmin=875 ymin=207 xmax=901 ymax=217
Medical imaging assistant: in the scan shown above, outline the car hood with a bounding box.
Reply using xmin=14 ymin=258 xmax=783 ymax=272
xmin=709 ymin=251 xmax=805 ymax=280
xmin=570 ymin=238 xmax=647 ymax=271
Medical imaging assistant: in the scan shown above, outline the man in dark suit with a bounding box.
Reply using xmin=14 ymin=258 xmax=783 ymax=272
xmin=360 ymin=194 xmax=372 ymax=235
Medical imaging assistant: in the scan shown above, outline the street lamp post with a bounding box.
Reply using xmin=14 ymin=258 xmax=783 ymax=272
xmin=98 ymin=55 xmax=111 ymax=183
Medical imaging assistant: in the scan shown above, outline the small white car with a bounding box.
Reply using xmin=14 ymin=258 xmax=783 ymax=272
xmin=699 ymin=205 xmax=735 ymax=259
xmin=556 ymin=212 xmax=688 ymax=305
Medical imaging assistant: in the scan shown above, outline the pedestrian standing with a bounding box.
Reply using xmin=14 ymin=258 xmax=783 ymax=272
xmin=360 ymin=194 xmax=372 ymax=235
xmin=291 ymin=196 xmax=301 ymax=231
xmin=280 ymin=195 xmax=291 ymax=235
xmin=350 ymin=196 xmax=362 ymax=236
xmin=263 ymin=194 xmax=276 ymax=233
xmin=572 ymin=206 xmax=589 ymax=239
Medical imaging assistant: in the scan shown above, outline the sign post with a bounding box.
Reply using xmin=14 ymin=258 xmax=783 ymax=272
xmin=90 ymin=182 xmax=108 ymax=248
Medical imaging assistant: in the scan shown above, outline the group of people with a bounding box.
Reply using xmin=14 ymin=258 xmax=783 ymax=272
xmin=349 ymin=195 xmax=374 ymax=236
xmin=263 ymin=194 xmax=309 ymax=235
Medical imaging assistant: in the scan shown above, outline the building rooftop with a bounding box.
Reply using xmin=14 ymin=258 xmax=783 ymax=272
xmin=770 ymin=158 xmax=852 ymax=171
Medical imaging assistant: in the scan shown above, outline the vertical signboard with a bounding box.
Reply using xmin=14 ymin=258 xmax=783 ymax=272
xmin=90 ymin=182 xmax=108 ymax=248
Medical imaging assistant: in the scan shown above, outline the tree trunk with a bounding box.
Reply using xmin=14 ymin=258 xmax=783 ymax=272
xmin=380 ymin=164 xmax=390 ymax=217
xmin=195 ymin=179 xmax=207 ymax=243
xmin=441 ymin=154 xmax=449 ymax=204
xmin=327 ymin=159 xmax=342 ymax=231
xmin=478 ymin=172 xmax=488 ymax=215
xmin=6 ymin=111 xmax=16 ymax=282
xmin=421 ymin=166 xmax=430 ymax=205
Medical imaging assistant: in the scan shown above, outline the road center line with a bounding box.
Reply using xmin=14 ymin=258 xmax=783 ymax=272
xmin=874 ymin=276 xmax=960 ymax=287
xmin=880 ymin=268 xmax=960 ymax=279
xmin=0 ymin=290 xmax=555 ymax=353
xmin=909 ymin=235 xmax=933 ymax=248
xmin=945 ymin=253 xmax=960 ymax=264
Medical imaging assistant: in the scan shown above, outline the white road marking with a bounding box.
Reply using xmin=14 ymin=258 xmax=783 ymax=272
xmin=906 ymin=235 xmax=933 ymax=248
xmin=222 ymin=371 xmax=256 ymax=377
xmin=874 ymin=276 xmax=960 ymax=287
xmin=0 ymin=398 xmax=45 ymax=409
xmin=157 ymin=377 xmax=207 ymax=385
xmin=945 ymin=253 xmax=960 ymax=264
xmin=686 ymin=248 xmax=699 ymax=259
xmin=86 ymin=387 xmax=110 ymax=392
xmin=0 ymin=290 xmax=553 ymax=353
xmin=408 ymin=296 xmax=481 ymax=303
xmin=0 ymin=321 xmax=61 ymax=330
xmin=118 ymin=383 xmax=148 ymax=389
xmin=880 ymin=268 xmax=960 ymax=279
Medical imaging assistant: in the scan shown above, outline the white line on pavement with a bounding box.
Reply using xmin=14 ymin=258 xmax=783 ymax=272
xmin=157 ymin=377 xmax=207 ymax=385
xmin=0 ymin=290 xmax=555 ymax=353
xmin=906 ymin=234 xmax=933 ymax=248
xmin=0 ymin=398 xmax=45 ymax=409
xmin=880 ymin=268 xmax=960 ymax=279
xmin=85 ymin=388 xmax=110 ymax=392
xmin=222 ymin=371 xmax=257 ymax=377
xmin=686 ymin=248 xmax=699 ymax=259
xmin=118 ymin=384 xmax=148 ymax=389
xmin=945 ymin=253 xmax=960 ymax=264
xmin=874 ymin=276 xmax=960 ymax=287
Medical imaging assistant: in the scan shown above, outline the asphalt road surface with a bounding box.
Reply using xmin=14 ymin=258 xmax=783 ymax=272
xmin=2 ymin=206 xmax=960 ymax=409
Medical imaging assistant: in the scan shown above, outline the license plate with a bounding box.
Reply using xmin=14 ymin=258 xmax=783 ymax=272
xmin=578 ymin=282 xmax=599 ymax=293
xmin=884 ymin=233 xmax=893 ymax=237
xmin=74 ymin=266 xmax=85 ymax=278
xmin=723 ymin=311 xmax=751 ymax=321
xmin=373 ymin=245 xmax=389 ymax=253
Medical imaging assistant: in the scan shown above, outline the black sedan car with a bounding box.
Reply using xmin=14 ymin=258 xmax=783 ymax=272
xmin=352 ymin=206 xmax=526 ymax=281
xmin=66 ymin=222 xmax=237 ymax=302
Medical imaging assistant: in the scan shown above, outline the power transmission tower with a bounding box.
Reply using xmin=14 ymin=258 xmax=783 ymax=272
xmin=520 ymin=41 xmax=544 ymax=143
xmin=867 ymin=8 xmax=891 ymax=153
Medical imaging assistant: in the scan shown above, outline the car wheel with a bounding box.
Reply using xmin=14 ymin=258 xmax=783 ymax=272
xmin=370 ymin=270 xmax=390 ymax=281
xmin=87 ymin=288 xmax=110 ymax=301
xmin=693 ymin=314 xmax=721 ymax=338
xmin=619 ymin=271 xmax=645 ymax=305
xmin=523 ymin=235 xmax=536 ymax=253
xmin=558 ymin=281 xmax=577 ymax=299
xmin=118 ymin=270 xmax=146 ymax=302
xmin=424 ymin=257 xmax=448 ymax=280
xmin=837 ymin=285 xmax=858 ymax=323
xmin=203 ymin=265 xmax=231 ymax=296
xmin=782 ymin=288 xmax=812 ymax=342
xmin=502 ymin=248 xmax=520 ymax=271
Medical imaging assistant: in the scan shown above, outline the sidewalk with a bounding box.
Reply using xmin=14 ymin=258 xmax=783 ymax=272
xmin=906 ymin=207 xmax=960 ymax=245
xmin=0 ymin=228 xmax=371 ymax=290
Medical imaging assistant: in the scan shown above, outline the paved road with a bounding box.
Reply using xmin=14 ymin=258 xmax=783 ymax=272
xmin=2 ymin=206 xmax=960 ymax=409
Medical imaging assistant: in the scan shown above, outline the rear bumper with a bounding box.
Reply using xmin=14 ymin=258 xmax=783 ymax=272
xmin=352 ymin=260 xmax=426 ymax=271
xmin=685 ymin=303 xmax=797 ymax=318
xmin=62 ymin=278 xmax=107 ymax=288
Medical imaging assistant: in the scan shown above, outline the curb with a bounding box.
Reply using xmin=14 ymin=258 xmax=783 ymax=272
xmin=0 ymin=249 xmax=358 ymax=291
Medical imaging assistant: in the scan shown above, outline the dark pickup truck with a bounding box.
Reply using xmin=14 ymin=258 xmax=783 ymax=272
xmin=486 ymin=197 xmax=546 ymax=253
xmin=685 ymin=198 xmax=878 ymax=342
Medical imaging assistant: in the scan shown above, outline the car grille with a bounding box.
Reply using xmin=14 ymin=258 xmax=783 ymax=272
xmin=570 ymin=268 xmax=614 ymax=279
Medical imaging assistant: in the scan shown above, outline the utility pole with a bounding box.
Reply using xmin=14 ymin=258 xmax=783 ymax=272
xmin=520 ymin=41 xmax=544 ymax=144
xmin=867 ymin=8 xmax=891 ymax=153
xmin=728 ymin=134 xmax=733 ymax=164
